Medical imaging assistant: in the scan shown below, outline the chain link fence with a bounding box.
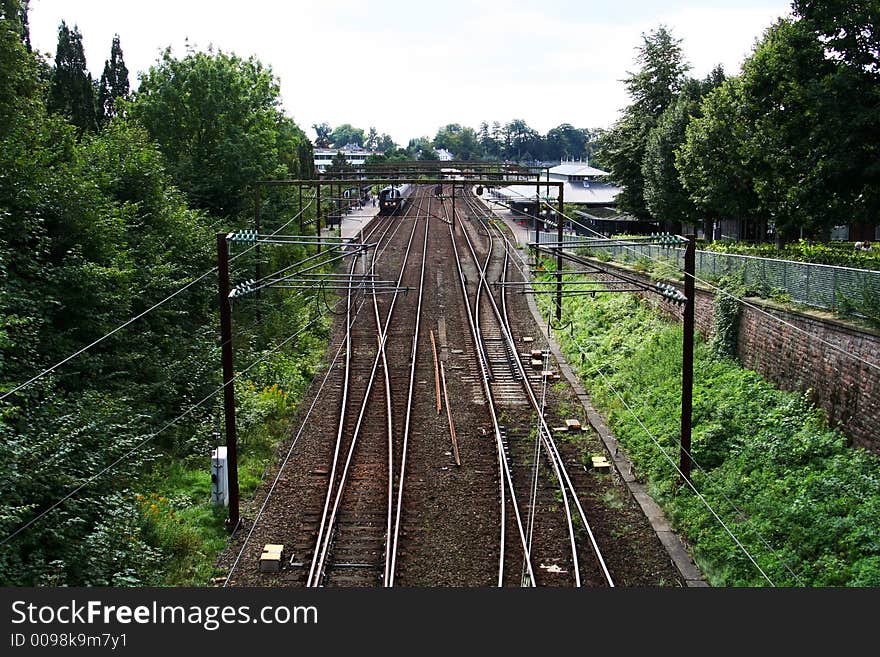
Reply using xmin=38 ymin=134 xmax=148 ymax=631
xmin=534 ymin=231 xmax=880 ymax=312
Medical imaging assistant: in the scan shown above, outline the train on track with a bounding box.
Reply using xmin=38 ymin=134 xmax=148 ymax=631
xmin=378 ymin=184 xmax=411 ymax=215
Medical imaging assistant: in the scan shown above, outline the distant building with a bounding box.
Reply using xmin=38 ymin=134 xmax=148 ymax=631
xmin=314 ymin=145 xmax=374 ymax=173
xmin=491 ymin=160 xmax=621 ymax=213
xmin=435 ymin=148 xmax=454 ymax=161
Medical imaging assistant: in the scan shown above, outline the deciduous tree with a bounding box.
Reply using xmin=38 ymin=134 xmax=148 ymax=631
xmin=601 ymin=25 xmax=689 ymax=219
xmin=131 ymin=48 xmax=310 ymax=218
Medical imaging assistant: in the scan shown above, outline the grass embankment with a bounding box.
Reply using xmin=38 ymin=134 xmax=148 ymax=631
xmin=133 ymin=318 xmax=331 ymax=586
xmin=539 ymin=287 xmax=880 ymax=586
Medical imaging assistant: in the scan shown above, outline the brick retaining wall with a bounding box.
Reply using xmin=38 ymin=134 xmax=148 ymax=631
xmin=585 ymin=261 xmax=880 ymax=453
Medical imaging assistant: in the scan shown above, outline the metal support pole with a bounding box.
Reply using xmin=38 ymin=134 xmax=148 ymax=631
xmin=316 ymin=182 xmax=322 ymax=254
xmin=217 ymin=233 xmax=240 ymax=530
xmin=254 ymin=187 xmax=262 ymax=323
xmin=556 ymin=187 xmax=564 ymax=321
xmin=680 ymin=234 xmax=696 ymax=483
xmin=534 ymin=184 xmax=540 ymax=267
xmin=452 ymin=183 xmax=456 ymax=230
xmin=298 ymin=183 xmax=303 ymax=235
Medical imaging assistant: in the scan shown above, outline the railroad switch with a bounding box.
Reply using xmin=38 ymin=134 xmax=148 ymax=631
xmin=259 ymin=544 xmax=284 ymax=572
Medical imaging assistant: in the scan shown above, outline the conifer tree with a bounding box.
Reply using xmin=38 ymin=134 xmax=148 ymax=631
xmin=47 ymin=21 xmax=96 ymax=132
xmin=97 ymin=34 xmax=129 ymax=126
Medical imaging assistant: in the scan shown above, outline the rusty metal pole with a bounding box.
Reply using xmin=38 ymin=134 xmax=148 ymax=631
xmin=680 ymin=234 xmax=696 ymax=483
xmin=556 ymin=187 xmax=564 ymax=322
xmin=217 ymin=232 xmax=240 ymax=530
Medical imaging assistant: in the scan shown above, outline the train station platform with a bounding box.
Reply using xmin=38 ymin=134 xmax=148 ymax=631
xmin=476 ymin=193 xmax=549 ymax=247
xmin=321 ymin=198 xmax=382 ymax=241
xmin=322 ymin=186 xmax=552 ymax=246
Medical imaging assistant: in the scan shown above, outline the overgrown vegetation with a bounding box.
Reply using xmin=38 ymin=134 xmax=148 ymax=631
xmin=0 ymin=2 xmax=326 ymax=586
xmin=538 ymin=285 xmax=880 ymax=586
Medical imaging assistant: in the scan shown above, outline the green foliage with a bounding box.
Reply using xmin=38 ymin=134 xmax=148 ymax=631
xmin=708 ymin=279 xmax=743 ymax=359
xmin=433 ymin=123 xmax=479 ymax=160
xmin=837 ymin=283 xmax=880 ymax=329
xmin=328 ymin=123 xmax=364 ymax=148
xmin=602 ymin=25 xmax=690 ymax=220
xmin=643 ymin=71 xmax=723 ymax=229
xmin=130 ymin=48 xmax=311 ymax=218
xmin=679 ymin=14 xmax=880 ymax=239
xmin=677 ymin=76 xmax=760 ymax=226
xmin=537 ymin=286 xmax=880 ymax=586
xmin=96 ymin=34 xmax=129 ymax=127
xmin=312 ymin=122 xmax=331 ymax=147
xmin=704 ymin=239 xmax=880 ymax=271
xmin=0 ymin=5 xmax=346 ymax=588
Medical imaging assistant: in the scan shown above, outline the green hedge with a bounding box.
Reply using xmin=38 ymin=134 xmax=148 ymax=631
xmin=703 ymin=239 xmax=880 ymax=271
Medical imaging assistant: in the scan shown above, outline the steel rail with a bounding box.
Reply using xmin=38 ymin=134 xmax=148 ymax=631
xmin=444 ymin=186 xmax=536 ymax=587
xmin=305 ymin=203 xmax=402 ymax=587
xmin=458 ymin=193 xmax=582 ymax=586
xmin=308 ymin=189 xmax=426 ymax=587
xmin=387 ymin=188 xmax=431 ymax=587
xmin=478 ymin=196 xmax=615 ymax=587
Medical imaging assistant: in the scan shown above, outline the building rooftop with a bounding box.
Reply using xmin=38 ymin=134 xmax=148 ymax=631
xmin=492 ymin=179 xmax=620 ymax=206
xmin=549 ymin=162 xmax=610 ymax=178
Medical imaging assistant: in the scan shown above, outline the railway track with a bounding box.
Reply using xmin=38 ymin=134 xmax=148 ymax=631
xmin=220 ymin=182 xmax=686 ymax=588
xmin=305 ymin=188 xmax=430 ymax=587
xmin=454 ymin=189 xmax=614 ymax=587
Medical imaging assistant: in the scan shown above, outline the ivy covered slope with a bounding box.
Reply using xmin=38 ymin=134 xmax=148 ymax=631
xmin=542 ymin=290 xmax=880 ymax=586
xmin=0 ymin=4 xmax=322 ymax=586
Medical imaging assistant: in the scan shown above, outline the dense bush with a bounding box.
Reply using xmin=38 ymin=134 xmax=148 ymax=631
xmin=0 ymin=6 xmax=325 ymax=585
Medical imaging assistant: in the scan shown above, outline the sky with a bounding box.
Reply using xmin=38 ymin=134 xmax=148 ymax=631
xmin=27 ymin=0 xmax=794 ymax=146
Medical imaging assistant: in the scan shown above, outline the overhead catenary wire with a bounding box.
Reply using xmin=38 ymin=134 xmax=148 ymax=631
xmin=0 ymin=290 xmax=336 ymax=548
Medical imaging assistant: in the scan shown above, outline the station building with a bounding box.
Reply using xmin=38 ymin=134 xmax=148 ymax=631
xmin=486 ymin=161 xmax=660 ymax=235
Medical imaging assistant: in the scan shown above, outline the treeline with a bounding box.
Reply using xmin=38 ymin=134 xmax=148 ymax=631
xmin=312 ymin=119 xmax=603 ymax=164
xmin=0 ymin=1 xmax=319 ymax=585
xmin=602 ymin=1 xmax=879 ymax=245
